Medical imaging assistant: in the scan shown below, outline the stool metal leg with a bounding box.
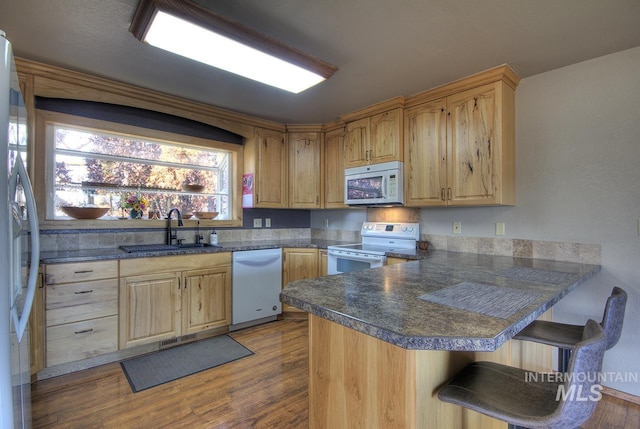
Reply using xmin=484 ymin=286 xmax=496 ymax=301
xmin=558 ymin=347 xmax=571 ymax=373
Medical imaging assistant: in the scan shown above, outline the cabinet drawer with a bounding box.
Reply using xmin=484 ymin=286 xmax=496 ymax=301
xmin=46 ymin=316 xmax=117 ymax=367
xmin=46 ymin=279 xmax=118 ymax=326
xmin=45 ymin=260 xmax=118 ymax=285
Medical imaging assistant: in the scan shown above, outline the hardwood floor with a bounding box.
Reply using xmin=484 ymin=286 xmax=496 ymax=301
xmin=31 ymin=319 xmax=639 ymax=428
xmin=31 ymin=319 xmax=309 ymax=428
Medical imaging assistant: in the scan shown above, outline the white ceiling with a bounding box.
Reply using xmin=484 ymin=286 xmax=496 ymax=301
xmin=2 ymin=0 xmax=640 ymax=124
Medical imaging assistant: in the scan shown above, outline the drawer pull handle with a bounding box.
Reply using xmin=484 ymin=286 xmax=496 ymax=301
xmin=74 ymin=328 xmax=94 ymax=335
xmin=74 ymin=290 xmax=93 ymax=294
xmin=74 ymin=270 xmax=94 ymax=274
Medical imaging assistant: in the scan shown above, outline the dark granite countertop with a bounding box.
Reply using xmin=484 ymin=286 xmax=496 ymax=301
xmin=280 ymin=250 xmax=601 ymax=352
xmin=39 ymin=238 xmax=353 ymax=264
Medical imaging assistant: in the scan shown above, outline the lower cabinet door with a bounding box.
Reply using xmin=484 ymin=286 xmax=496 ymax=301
xmin=182 ymin=267 xmax=231 ymax=335
xmin=119 ymin=272 xmax=181 ymax=349
xmin=46 ymin=316 xmax=117 ymax=367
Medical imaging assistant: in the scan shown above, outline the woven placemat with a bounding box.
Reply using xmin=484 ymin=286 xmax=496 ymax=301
xmin=419 ymin=282 xmax=541 ymax=319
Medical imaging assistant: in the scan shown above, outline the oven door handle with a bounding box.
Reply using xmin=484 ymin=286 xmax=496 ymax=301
xmin=329 ymin=252 xmax=385 ymax=263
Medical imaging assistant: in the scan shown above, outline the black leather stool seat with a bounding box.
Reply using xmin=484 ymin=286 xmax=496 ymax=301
xmin=514 ymin=320 xmax=584 ymax=349
xmin=438 ymin=320 xmax=606 ymax=428
xmin=514 ymin=287 xmax=627 ymax=372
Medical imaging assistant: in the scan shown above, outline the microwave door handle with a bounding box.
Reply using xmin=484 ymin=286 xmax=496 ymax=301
xmin=381 ymin=176 xmax=387 ymax=199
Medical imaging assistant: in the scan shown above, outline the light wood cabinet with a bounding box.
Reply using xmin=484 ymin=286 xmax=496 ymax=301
xmin=369 ymin=108 xmax=403 ymax=164
xmin=245 ymin=127 xmax=288 ymax=208
xmin=119 ymin=253 xmax=231 ymax=349
xmin=29 ymin=271 xmax=44 ymax=376
xmin=288 ymin=130 xmax=322 ymax=208
xmin=318 ymin=249 xmax=328 ymax=276
xmin=344 ymin=106 xmax=403 ymax=168
xmin=404 ymin=99 xmax=448 ymax=206
xmin=386 ymin=257 xmax=410 ymax=265
xmin=44 ymin=260 xmax=118 ymax=367
xmin=323 ymin=127 xmax=347 ymax=208
xmin=404 ymin=66 xmax=519 ymax=207
xmin=182 ymin=267 xmax=231 ymax=335
xmin=345 ymin=117 xmax=370 ymax=168
xmin=119 ymin=272 xmax=181 ymax=349
xmin=282 ymin=248 xmax=318 ymax=314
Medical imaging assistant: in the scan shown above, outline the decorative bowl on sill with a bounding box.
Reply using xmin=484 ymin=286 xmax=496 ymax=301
xmin=182 ymin=183 xmax=205 ymax=193
xmin=193 ymin=211 xmax=218 ymax=220
xmin=60 ymin=206 xmax=110 ymax=219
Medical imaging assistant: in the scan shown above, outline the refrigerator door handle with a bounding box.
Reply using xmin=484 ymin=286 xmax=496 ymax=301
xmin=9 ymin=155 xmax=40 ymax=341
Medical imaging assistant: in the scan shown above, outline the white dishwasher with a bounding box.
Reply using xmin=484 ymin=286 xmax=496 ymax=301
xmin=230 ymin=248 xmax=283 ymax=330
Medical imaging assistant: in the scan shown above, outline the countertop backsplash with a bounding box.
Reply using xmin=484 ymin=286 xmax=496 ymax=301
xmin=38 ymin=226 xmax=599 ymax=266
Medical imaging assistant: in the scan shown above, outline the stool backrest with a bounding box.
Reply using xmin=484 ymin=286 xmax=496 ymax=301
xmin=551 ymin=319 xmax=606 ymax=427
xmin=601 ymin=286 xmax=627 ymax=350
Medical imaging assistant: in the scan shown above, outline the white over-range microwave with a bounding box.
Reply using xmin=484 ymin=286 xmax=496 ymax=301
xmin=344 ymin=161 xmax=404 ymax=206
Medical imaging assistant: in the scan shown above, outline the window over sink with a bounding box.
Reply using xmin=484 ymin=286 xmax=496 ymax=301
xmin=41 ymin=110 xmax=242 ymax=223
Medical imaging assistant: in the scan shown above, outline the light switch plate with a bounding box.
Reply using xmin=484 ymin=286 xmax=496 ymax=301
xmin=253 ymin=218 xmax=262 ymax=228
xmin=496 ymin=222 xmax=506 ymax=236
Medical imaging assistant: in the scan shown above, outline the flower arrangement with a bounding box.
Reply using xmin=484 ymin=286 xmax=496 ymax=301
xmin=122 ymin=193 xmax=148 ymax=218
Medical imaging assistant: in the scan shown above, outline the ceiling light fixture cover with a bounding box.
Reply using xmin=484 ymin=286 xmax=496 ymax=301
xmin=130 ymin=0 xmax=337 ymax=93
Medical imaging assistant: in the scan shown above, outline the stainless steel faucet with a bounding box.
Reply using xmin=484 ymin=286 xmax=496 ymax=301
xmin=166 ymin=208 xmax=183 ymax=245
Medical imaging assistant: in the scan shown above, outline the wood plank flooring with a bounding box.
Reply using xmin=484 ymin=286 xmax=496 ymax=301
xmin=31 ymin=319 xmax=309 ymax=428
xmin=31 ymin=319 xmax=639 ymax=428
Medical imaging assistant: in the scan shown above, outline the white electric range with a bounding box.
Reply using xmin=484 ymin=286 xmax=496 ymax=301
xmin=327 ymin=222 xmax=419 ymax=275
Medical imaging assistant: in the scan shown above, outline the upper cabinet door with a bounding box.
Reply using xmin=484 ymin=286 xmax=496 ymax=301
xmin=289 ymin=132 xmax=321 ymax=208
xmin=447 ymin=82 xmax=503 ymax=205
xmin=255 ymin=128 xmax=288 ymax=208
xmin=344 ymin=117 xmax=370 ymax=168
xmin=344 ymin=108 xmax=403 ymax=168
xmin=369 ymin=108 xmax=403 ymax=164
xmin=324 ymin=128 xmax=347 ymax=208
xmin=404 ymin=99 xmax=447 ymax=206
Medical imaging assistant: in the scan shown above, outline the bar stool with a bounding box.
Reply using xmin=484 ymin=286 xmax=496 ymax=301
xmin=438 ymin=319 xmax=606 ymax=428
xmin=514 ymin=287 xmax=627 ymax=372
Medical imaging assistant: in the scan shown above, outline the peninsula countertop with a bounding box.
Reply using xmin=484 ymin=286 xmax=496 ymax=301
xmin=280 ymin=250 xmax=601 ymax=352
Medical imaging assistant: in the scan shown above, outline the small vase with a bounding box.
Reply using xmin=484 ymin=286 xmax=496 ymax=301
xmin=129 ymin=209 xmax=141 ymax=219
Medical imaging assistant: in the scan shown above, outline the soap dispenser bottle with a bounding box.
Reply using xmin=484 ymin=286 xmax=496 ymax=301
xmin=210 ymin=229 xmax=218 ymax=245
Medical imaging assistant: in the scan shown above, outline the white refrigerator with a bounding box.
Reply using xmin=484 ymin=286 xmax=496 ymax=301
xmin=0 ymin=31 xmax=40 ymax=429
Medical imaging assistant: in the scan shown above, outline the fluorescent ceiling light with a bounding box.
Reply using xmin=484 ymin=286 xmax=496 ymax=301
xmin=130 ymin=0 xmax=337 ymax=94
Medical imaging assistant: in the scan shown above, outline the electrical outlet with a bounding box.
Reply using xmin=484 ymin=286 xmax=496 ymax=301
xmin=253 ymin=218 xmax=262 ymax=228
xmin=453 ymin=221 xmax=462 ymax=234
xmin=265 ymin=218 xmax=271 ymax=228
xmin=496 ymin=222 xmax=506 ymax=236
xmin=324 ymin=218 xmax=329 ymax=228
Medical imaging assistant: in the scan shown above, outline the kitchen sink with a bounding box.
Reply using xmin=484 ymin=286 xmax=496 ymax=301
xmin=175 ymin=243 xmax=215 ymax=249
xmin=119 ymin=243 xmax=218 ymax=253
